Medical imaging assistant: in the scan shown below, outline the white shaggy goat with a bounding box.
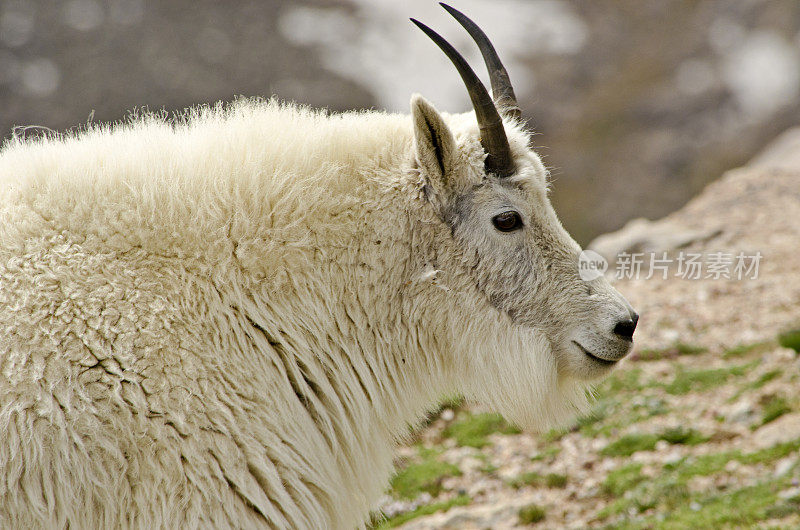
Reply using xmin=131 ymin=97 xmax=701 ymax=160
xmin=0 ymin=6 xmax=637 ymax=529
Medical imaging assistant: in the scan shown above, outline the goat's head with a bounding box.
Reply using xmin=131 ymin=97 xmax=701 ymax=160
xmin=409 ymin=5 xmax=637 ymax=411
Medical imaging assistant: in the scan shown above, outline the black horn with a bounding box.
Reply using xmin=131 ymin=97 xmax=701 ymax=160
xmin=411 ymin=18 xmax=516 ymax=178
xmin=439 ymin=3 xmax=521 ymax=120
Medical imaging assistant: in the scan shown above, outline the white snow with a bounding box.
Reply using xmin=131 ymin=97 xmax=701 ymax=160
xmin=278 ymin=0 xmax=587 ymax=112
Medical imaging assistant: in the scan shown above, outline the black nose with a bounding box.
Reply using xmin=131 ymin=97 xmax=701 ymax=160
xmin=613 ymin=313 xmax=639 ymax=341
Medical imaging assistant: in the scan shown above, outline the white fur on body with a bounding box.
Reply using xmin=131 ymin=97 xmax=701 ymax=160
xmin=0 ymin=100 xmax=590 ymax=528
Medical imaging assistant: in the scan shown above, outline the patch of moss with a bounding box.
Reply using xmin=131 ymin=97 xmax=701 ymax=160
xmin=597 ymin=440 xmax=800 ymax=526
xmin=663 ymin=363 xmax=751 ymax=395
xmin=531 ymin=445 xmax=561 ymax=462
xmin=508 ymin=471 xmax=543 ymax=489
xmin=545 ymin=473 xmax=568 ymax=488
xmin=374 ymin=495 xmax=471 ymax=528
xmin=421 ymin=394 xmax=465 ymax=428
xmin=518 ymin=503 xmax=546 ymax=524
xmin=576 ymin=401 xmax=611 ymax=435
xmin=740 ymin=438 xmax=800 ymax=465
xmin=642 ymin=397 xmax=670 ymax=417
xmin=541 ymin=426 xmax=570 ymax=443
xmin=759 ymin=395 xmax=790 ymax=426
xmin=480 ymin=462 xmax=498 ymax=474
xmin=602 ymin=463 xmax=645 ymax=497
xmin=389 ymin=448 xmax=461 ymax=500
xmin=752 ymin=369 xmax=783 ymax=389
xmin=778 ymin=327 xmax=800 ymax=353
xmin=729 ymin=368 xmax=784 ymax=403
xmin=665 ymin=439 xmax=800 ymax=480
xmin=600 ymin=433 xmax=659 ymax=457
xmin=635 ymin=480 xmax=783 ymax=528
xmin=636 ymin=342 xmax=707 ymax=361
xmin=666 ymin=452 xmax=731 ymax=479
xmin=598 ymin=367 xmax=644 ymax=396
xmin=658 ymin=426 xmax=708 ymax=445
xmin=596 ymin=476 xmax=689 ymax=522
xmin=764 ymin=497 xmax=800 ymax=519
xmin=723 ymin=341 xmax=774 ymax=359
xmin=508 ymin=472 xmax=567 ymax=489
xmin=442 ymin=412 xmax=521 ymax=448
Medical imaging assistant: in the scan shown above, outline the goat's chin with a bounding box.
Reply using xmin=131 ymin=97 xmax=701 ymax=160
xmin=459 ymin=326 xmax=593 ymax=433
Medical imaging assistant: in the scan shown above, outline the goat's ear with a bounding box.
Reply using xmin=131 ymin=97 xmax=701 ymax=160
xmin=411 ymin=94 xmax=457 ymax=193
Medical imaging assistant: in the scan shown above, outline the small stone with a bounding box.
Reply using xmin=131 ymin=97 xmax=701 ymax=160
xmin=664 ymin=449 xmax=683 ymax=465
xmin=727 ymin=398 xmax=755 ymax=424
xmin=752 ymin=413 xmax=800 ymax=449
xmin=724 ymin=460 xmax=741 ymax=473
xmin=416 ymin=492 xmax=433 ymax=504
xmin=441 ymin=409 xmax=455 ymax=421
xmin=775 ymin=456 xmax=797 ymax=477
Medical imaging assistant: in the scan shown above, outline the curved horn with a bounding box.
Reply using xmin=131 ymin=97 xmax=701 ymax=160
xmin=439 ymin=3 xmax=521 ymax=120
xmin=411 ymin=18 xmax=516 ymax=178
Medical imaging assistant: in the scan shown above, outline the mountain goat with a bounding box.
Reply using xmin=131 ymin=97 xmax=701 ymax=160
xmin=0 ymin=4 xmax=637 ymax=528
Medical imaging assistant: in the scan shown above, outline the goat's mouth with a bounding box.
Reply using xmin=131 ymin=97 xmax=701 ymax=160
xmin=572 ymin=341 xmax=618 ymax=366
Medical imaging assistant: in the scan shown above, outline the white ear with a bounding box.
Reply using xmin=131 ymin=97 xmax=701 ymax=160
xmin=411 ymin=94 xmax=457 ymax=192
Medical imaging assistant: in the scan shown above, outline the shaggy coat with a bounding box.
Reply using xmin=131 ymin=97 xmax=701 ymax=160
xmin=0 ymin=99 xmax=593 ymax=528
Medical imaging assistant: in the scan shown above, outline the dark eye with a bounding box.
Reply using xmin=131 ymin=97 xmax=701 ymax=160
xmin=492 ymin=211 xmax=523 ymax=232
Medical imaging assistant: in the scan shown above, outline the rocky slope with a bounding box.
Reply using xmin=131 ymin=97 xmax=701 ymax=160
xmin=372 ymin=128 xmax=800 ymax=529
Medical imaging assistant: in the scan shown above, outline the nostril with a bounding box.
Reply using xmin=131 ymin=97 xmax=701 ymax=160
xmin=613 ymin=315 xmax=638 ymax=341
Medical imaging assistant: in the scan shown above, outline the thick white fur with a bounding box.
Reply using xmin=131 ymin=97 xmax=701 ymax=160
xmin=0 ymin=99 xmax=590 ymax=528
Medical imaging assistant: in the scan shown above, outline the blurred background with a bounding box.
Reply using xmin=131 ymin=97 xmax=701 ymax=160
xmin=2 ymin=0 xmax=800 ymax=244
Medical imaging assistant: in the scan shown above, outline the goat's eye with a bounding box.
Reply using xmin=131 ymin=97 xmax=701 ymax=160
xmin=492 ymin=211 xmax=523 ymax=232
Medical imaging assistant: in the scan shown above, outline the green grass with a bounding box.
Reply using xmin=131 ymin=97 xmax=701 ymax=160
xmin=729 ymin=368 xmax=784 ymax=402
xmin=576 ymin=401 xmax=611 ymax=435
xmin=389 ymin=448 xmax=461 ymax=500
xmin=518 ymin=503 xmax=546 ymax=524
xmin=530 ymin=445 xmax=561 ymax=462
xmin=598 ymin=368 xmax=644 ymax=396
xmin=723 ymin=341 xmax=774 ymax=359
xmin=778 ymin=328 xmax=800 ymax=353
xmin=765 ymin=495 xmax=800 ymax=519
xmin=616 ymin=480 xmax=788 ymax=529
xmin=602 ymin=463 xmax=645 ymax=497
xmin=664 ymin=439 xmax=800 ymax=480
xmin=443 ymin=412 xmax=521 ymax=448
xmin=373 ymin=495 xmax=471 ymax=528
xmin=663 ymin=363 xmax=751 ymax=395
xmin=545 ymin=473 xmax=568 ymax=488
xmin=508 ymin=471 xmax=543 ymax=489
xmin=636 ymin=342 xmax=707 ymax=361
xmin=596 ymin=441 xmax=800 ymax=524
xmin=600 ymin=433 xmax=659 ymax=457
xmin=597 ymin=477 xmax=689 ymax=521
xmin=599 ymin=427 xmax=707 ymax=457
xmin=508 ymin=472 xmax=568 ymax=489
xmin=657 ymin=426 xmax=707 ymax=445
xmin=751 ymin=368 xmax=783 ymax=389
xmin=420 ymin=394 xmax=465 ymax=428
xmin=759 ymin=394 xmax=790 ymax=425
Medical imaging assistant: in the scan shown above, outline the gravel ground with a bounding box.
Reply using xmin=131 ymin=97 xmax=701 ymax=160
xmin=371 ymin=130 xmax=800 ymax=529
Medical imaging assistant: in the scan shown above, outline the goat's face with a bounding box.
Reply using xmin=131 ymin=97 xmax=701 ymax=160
xmin=409 ymin=6 xmax=637 ymax=429
xmin=412 ymin=96 xmax=637 ymax=384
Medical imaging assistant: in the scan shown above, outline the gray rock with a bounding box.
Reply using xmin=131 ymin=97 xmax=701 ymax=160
xmin=752 ymin=413 xmax=800 ymax=450
xmin=748 ymin=127 xmax=800 ymax=173
xmin=587 ymin=217 xmax=722 ymax=264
